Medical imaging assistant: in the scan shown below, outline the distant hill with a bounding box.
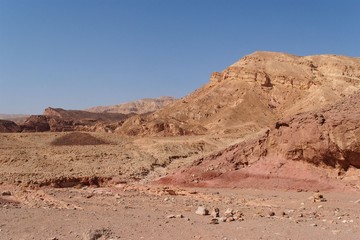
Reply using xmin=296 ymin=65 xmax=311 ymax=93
xmin=86 ymin=96 xmax=177 ymax=114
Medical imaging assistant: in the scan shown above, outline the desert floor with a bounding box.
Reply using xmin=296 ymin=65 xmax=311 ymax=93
xmin=1 ymin=132 xmax=360 ymax=240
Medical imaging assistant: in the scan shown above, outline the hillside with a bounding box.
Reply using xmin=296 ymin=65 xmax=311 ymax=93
xmin=118 ymin=51 xmax=360 ymax=136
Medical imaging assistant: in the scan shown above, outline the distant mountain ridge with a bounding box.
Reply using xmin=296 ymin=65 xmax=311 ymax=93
xmin=86 ymin=96 xmax=177 ymax=114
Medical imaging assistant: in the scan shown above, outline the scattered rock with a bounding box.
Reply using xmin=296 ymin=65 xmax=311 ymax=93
xmin=226 ymin=217 xmax=235 ymax=222
xmin=309 ymin=193 xmax=326 ymax=202
xmin=167 ymin=215 xmax=176 ymax=219
xmin=224 ymin=208 xmax=234 ymax=218
xmin=1 ymin=191 xmax=11 ymax=196
xmin=195 ymin=206 xmax=209 ymax=215
xmin=176 ymin=214 xmax=184 ymax=218
xmin=209 ymin=218 xmax=219 ymax=224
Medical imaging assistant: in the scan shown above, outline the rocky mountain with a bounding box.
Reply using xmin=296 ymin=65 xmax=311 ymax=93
xmin=86 ymin=96 xmax=177 ymax=114
xmin=158 ymin=91 xmax=360 ymax=190
xmin=20 ymin=108 xmax=131 ymax=133
xmin=118 ymin=51 xmax=360 ymax=136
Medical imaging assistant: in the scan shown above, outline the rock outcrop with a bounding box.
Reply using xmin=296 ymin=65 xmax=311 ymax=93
xmin=0 ymin=120 xmax=21 ymax=133
xmin=158 ymin=92 xmax=360 ymax=190
xmin=20 ymin=108 xmax=131 ymax=132
xmin=118 ymin=52 xmax=360 ymax=136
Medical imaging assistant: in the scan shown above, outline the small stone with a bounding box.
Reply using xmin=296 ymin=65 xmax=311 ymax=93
xmin=195 ymin=206 xmax=209 ymax=215
xmin=209 ymin=218 xmax=219 ymax=224
xmin=310 ymin=223 xmax=318 ymax=227
xmin=176 ymin=214 xmax=184 ymax=218
xmin=224 ymin=208 xmax=234 ymax=218
xmin=268 ymin=211 xmax=275 ymax=217
xmin=226 ymin=217 xmax=235 ymax=222
xmin=211 ymin=208 xmax=220 ymax=218
xmin=219 ymin=217 xmax=227 ymax=222
xmin=1 ymin=191 xmax=11 ymax=196
xmin=309 ymin=193 xmax=326 ymax=203
xmin=233 ymin=211 xmax=243 ymax=220
xmin=167 ymin=215 xmax=176 ymax=219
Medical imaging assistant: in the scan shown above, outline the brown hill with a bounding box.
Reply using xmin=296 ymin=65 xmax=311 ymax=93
xmin=118 ymin=51 xmax=360 ymax=136
xmin=21 ymin=108 xmax=131 ymax=133
xmin=51 ymin=132 xmax=109 ymax=146
xmin=158 ymin=91 xmax=360 ymax=190
xmin=86 ymin=96 xmax=177 ymax=114
xmin=0 ymin=120 xmax=21 ymax=133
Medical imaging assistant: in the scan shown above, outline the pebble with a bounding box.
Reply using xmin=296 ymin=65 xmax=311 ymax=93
xmin=268 ymin=211 xmax=275 ymax=217
xmin=209 ymin=218 xmax=219 ymax=224
xmin=167 ymin=215 xmax=176 ymax=219
xmin=1 ymin=191 xmax=11 ymax=196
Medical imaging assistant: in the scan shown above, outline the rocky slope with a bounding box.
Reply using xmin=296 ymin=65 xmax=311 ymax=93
xmin=158 ymin=92 xmax=360 ymax=190
xmin=86 ymin=96 xmax=177 ymax=114
xmin=20 ymin=108 xmax=131 ymax=133
xmin=0 ymin=120 xmax=21 ymax=133
xmin=118 ymin=52 xmax=360 ymax=136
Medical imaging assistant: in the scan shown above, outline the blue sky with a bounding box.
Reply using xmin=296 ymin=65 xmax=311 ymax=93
xmin=1 ymin=0 xmax=359 ymax=114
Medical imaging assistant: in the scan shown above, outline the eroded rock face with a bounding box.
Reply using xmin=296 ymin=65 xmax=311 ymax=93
xmin=158 ymin=92 xmax=360 ymax=189
xmin=0 ymin=120 xmax=21 ymax=133
xmin=267 ymin=92 xmax=360 ymax=169
xmin=21 ymin=115 xmax=50 ymax=132
xmin=120 ymin=51 xmax=360 ymax=136
xmin=19 ymin=108 xmax=131 ymax=133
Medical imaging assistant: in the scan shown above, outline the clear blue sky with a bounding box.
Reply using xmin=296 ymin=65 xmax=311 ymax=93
xmin=1 ymin=0 xmax=359 ymax=114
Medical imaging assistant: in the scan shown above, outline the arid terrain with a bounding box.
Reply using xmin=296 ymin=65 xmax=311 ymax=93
xmin=1 ymin=51 xmax=360 ymax=239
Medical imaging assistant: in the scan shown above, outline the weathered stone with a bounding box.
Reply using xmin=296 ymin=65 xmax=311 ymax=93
xmin=211 ymin=208 xmax=220 ymax=218
xmin=195 ymin=206 xmax=209 ymax=215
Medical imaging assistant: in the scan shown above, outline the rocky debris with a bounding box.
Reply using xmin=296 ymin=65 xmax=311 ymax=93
xmin=310 ymin=193 xmax=327 ymax=203
xmin=158 ymin=92 xmax=360 ymax=190
xmin=195 ymin=206 xmax=209 ymax=215
xmin=0 ymin=120 xmax=21 ymax=133
xmin=1 ymin=191 xmax=11 ymax=196
xmin=196 ymin=207 xmax=245 ymax=223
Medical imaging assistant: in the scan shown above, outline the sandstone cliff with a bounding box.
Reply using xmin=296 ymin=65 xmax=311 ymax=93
xmin=119 ymin=52 xmax=360 ymax=136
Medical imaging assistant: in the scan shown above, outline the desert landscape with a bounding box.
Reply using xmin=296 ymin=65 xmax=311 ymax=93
xmin=1 ymin=51 xmax=360 ymax=239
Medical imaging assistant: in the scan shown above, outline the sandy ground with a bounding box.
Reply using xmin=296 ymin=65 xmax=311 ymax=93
xmin=1 ymin=184 xmax=360 ymax=240
xmin=1 ymin=132 xmax=360 ymax=239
